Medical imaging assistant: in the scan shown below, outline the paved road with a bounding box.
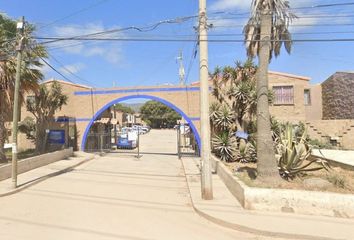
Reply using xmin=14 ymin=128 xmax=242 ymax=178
xmin=0 ymin=130 xmax=279 ymax=240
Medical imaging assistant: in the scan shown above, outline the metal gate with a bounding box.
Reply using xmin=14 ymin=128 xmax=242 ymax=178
xmin=177 ymin=124 xmax=199 ymax=158
xmin=85 ymin=132 xmax=112 ymax=152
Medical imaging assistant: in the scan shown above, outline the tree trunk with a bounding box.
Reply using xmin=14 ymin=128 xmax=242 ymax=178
xmin=35 ymin=120 xmax=47 ymax=154
xmin=256 ymin=11 xmax=281 ymax=182
xmin=0 ymin=114 xmax=8 ymax=163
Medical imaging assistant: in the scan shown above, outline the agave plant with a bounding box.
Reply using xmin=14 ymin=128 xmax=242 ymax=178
xmin=213 ymin=104 xmax=235 ymax=131
xmin=212 ymin=131 xmax=237 ymax=162
xmin=276 ymin=123 xmax=330 ymax=180
xmin=236 ymin=139 xmax=257 ymax=163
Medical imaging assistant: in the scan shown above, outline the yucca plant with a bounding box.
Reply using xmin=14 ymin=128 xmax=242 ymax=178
xmin=210 ymin=102 xmax=221 ymax=123
xmin=212 ymin=131 xmax=237 ymax=162
xmin=213 ymin=104 xmax=235 ymax=131
xmin=276 ymin=123 xmax=330 ymax=180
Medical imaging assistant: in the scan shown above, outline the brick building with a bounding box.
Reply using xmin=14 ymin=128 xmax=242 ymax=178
xmin=5 ymin=70 xmax=354 ymax=151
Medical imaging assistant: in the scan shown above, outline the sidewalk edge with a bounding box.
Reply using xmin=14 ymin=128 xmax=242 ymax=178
xmin=0 ymin=154 xmax=95 ymax=198
xmin=180 ymin=158 xmax=343 ymax=240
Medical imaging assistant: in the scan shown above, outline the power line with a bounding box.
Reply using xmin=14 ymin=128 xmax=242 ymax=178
xmin=34 ymin=15 xmax=198 ymax=45
xmin=212 ymin=23 xmax=354 ymax=28
xmin=38 ymin=0 xmax=110 ymax=30
xmin=32 ymin=36 xmax=354 ymax=43
xmin=293 ymin=2 xmax=354 ymax=10
xmin=48 ymin=53 xmax=96 ymax=87
xmin=208 ymin=2 xmax=354 ymax=16
xmin=208 ymin=31 xmax=354 ymax=37
xmin=39 ymin=56 xmax=77 ymax=84
xmin=40 ymin=30 xmax=354 ymax=48
xmin=209 ymin=14 xmax=354 ymax=21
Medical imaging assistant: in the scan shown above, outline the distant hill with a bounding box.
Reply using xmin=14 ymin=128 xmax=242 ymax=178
xmin=122 ymin=103 xmax=144 ymax=113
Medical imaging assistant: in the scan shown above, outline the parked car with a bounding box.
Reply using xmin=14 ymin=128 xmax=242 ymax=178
xmin=117 ymin=130 xmax=138 ymax=149
xmin=132 ymin=125 xmax=149 ymax=134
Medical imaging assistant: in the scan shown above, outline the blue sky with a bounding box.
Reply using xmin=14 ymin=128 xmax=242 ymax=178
xmin=2 ymin=0 xmax=354 ymax=90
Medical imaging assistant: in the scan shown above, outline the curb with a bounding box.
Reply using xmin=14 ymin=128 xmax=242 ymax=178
xmin=0 ymin=154 xmax=96 ymax=198
xmin=180 ymin=158 xmax=343 ymax=240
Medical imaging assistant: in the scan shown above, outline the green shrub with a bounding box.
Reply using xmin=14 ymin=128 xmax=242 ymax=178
xmin=276 ymin=123 xmax=330 ymax=180
xmin=308 ymin=138 xmax=334 ymax=149
xmin=212 ymin=131 xmax=237 ymax=162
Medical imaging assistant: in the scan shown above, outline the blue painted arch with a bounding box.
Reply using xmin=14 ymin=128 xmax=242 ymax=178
xmin=81 ymin=94 xmax=201 ymax=151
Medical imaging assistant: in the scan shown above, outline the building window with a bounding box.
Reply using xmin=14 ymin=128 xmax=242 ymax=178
xmin=273 ymin=86 xmax=294 ymax=105
xmin=304 ymin=89 xmax=311 ymax=105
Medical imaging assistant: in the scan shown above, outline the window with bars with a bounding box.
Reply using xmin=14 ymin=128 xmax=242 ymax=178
xmin=273 ymin=86 xmax=294 ymax=105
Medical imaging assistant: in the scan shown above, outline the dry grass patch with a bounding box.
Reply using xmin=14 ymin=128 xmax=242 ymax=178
xmin=223 ymin=160 xmax=354 ymax=194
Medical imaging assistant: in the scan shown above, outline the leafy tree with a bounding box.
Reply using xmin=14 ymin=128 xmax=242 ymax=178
xmin=114 ymin=103 xmax=135 ymax=114
xmin=0 ymin=14 xmax=47 ymax=162
xmin=26 ymin=81 xmax=68 ymax=153
xmin=243 ymin=0 xmax=296 ymax=182
xmin=18 ymin=116 xmax=36 ymax=141
xmin=140 ymin=100 xmax=181 ymax=128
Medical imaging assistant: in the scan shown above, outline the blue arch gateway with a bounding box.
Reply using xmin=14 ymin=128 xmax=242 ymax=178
xmin=62 ymin=84 xmax=203 ymax=152
xmin=80 ymin=94 xmax=201 ymax=151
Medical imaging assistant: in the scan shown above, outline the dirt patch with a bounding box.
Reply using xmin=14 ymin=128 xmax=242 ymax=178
xmin=223 ymin=161 xmax=354 ymax=194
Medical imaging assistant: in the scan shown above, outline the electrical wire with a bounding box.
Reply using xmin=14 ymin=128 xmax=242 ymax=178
xmin=209 ymin=14 xmax=354 ymax=21
xmin=211 ymin=23 xmax=354 ymax=28
xmin=32 ymin=36 xmax=354 ymax=43
xmin=48 ymin=53 xmax=96 ymax=87
xmin=208 ymin=2 xmax=354 ymax=16
xmin=38 ymin=0 xmax=110 ymax=30
xmin=38 ymin=56 xmax=77 ymax=84
xmin=33 ymin=15 xmax=198 ymax=46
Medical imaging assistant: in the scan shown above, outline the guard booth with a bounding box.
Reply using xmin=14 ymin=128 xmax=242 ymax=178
xmin=46 ymin=116 xmax=78 ymax=152
xmin=177 ymin=123 xmax=199 ymax=158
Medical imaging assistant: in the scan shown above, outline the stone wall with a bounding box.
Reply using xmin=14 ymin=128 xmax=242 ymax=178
xmin=322 ymin=72 xmax=354 ymax=120
xmin=210 ymin=155 xmax=354 ymax=218
xmin=306 ymin=120 xmax=354 ymax=150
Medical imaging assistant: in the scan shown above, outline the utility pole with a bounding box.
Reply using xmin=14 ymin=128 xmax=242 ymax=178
xmin=199 ymin=0 xmax=213 ymax=200
xmin=176 ymin=50 xmax=185 ymax=85
xmin=11 ymin=16 xmax=25 ymax=189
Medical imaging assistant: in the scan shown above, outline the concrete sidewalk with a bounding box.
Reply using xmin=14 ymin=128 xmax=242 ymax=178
xmin=182 ymin=158 xmax=354 ymax=240
xmin=0 ymin=152 xmax=95 ymax=197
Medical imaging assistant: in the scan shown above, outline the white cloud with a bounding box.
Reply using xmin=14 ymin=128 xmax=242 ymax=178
xmin=48 ymin=23 xmax=125 ymax=65
xmin=210 ymin=0 xmax=252 ymax=11
xmin=35 ymin=59 xmax=52 ymax=77
xmin=60 ymin=62 xmax=86 ymax=75
xmin=85 ymin=47 xmax=105 ymax=56
xmin=210 ymin=0 xmax=318 ymax=11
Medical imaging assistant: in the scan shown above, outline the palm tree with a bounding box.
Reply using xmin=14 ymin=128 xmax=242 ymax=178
xmin=243 ymin=0 xmax=296 ymax=181
xmin=0 ymin=14 xmax=47 ymax=162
